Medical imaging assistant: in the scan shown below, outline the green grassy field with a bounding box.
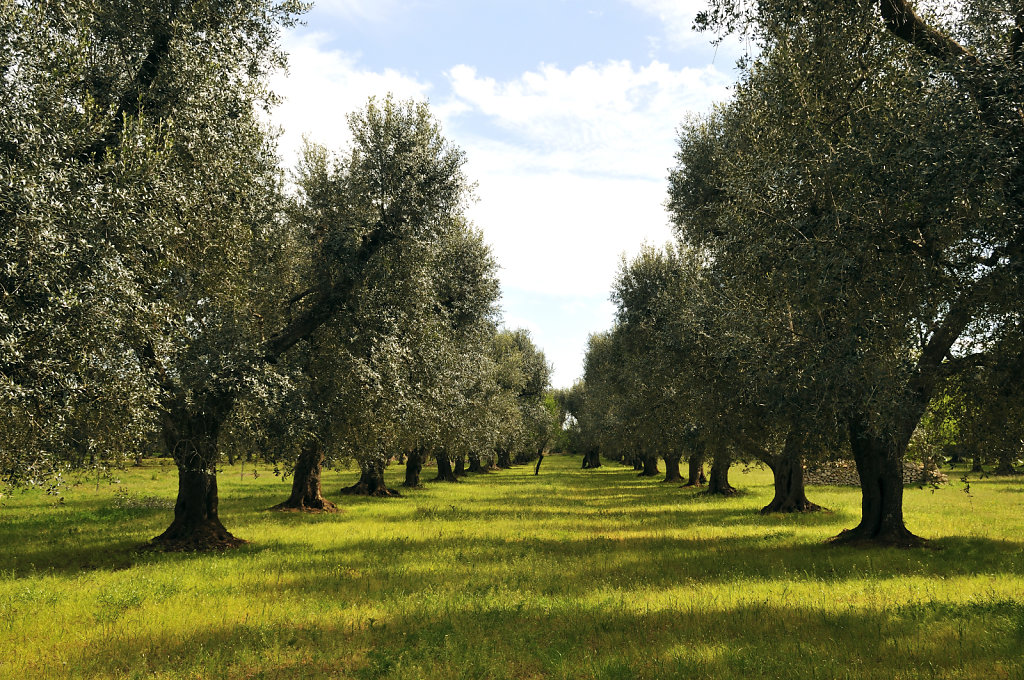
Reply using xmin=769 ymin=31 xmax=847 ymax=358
xmin=1 ymin=455 xmax=1022 ymax=680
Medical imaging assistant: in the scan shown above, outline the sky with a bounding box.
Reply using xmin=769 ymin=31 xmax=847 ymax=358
xmin=269 ymin=0 xmax=744 ymax=387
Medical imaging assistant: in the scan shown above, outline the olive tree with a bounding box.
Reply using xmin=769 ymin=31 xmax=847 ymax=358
xmin=676 ymin=0 xmax=1023 ymax=543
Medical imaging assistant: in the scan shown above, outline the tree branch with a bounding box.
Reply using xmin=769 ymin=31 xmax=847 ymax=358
xmin=77 ymin=21 xmax=176 ymax=163
xmin=877 ymin=0 xmax=977 ymax=65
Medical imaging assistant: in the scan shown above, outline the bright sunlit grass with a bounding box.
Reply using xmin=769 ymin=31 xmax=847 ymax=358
xmin=1 ymin=455 xmax=1022 ymax=679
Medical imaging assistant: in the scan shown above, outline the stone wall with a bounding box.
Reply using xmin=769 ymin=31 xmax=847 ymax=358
xmin=804 ymin=460 xmax=948 ymax=486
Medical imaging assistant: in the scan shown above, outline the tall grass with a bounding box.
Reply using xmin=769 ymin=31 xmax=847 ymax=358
xmin=1 ymin=455 xmax=1021 ymax=679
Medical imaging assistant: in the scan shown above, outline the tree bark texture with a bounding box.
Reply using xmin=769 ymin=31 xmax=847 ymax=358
xmin=496 ymin=450 xmax=512 ymax=469
xmin=433 ymin=451 xmax=459 ymax=482
xmin=272 ymin=440 xmax=337 ymax=512
xmin=994 ymin=450 xmax=1020 ymax=475
xmin=152 ymin=395 xmax=243 ymax=550
xmin=705 ymin=453 xmax=736 ymax=496
xmin=761 ymin=430 xmax=820 ymax=514
xmin=662 ymin=453 xmax=683 ymax=482
xmin=534 ymin=453 xmax=544 ymax=475
xmin=831 ymin=416 xmax=922 ymax=547
xmin=340 ymin=460 xmax=400 ymax=497
xmin=467 ymin=453 xmax=484 ymax=473
xmin=403 ymin=449 xmax=423 ymax=487
xmin=454 ymin=455 xmax=466 ymax=476
xmin=684 ymin=450 xmax=707 ymax=487
xmin=638 ymin=454 xmax=660 ymax=477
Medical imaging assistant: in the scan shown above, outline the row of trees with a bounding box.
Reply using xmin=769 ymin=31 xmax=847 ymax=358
xmin=1 ymin=0 xmax=554 ymax=549
xmin=571 ymin=0 xmax=1023 ymax=545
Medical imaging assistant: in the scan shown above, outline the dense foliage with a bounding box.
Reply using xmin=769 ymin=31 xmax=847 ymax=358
xmin=575 ymin=0 xmax=1023 ymax=545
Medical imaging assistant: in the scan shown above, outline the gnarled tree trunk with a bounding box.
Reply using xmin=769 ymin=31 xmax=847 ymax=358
xmin=468 ymin=453 xmax=484 ymax=473
xmin=831 ymin=415 xmax=921 ymax=547
xmin=434 ymin=451 xmax=459 ymax=482
xmin=705 ymin=452 xmax=736 ymax=496
xmin=454 ymin=455 xmax=466 ymax=477
xmin=153 ymin=395 xmax=243 ymax=551
xmin=496 ymin=449 xmax=512 ymax=469
xmin=272 ymin=439 xmax=336 ymax=512
xmin=761 ymin=429 xmax=820 ymax=514
xmin=404 ymin=449 xmax=423 ymax=488
xmin=994 ymin=450 xmax=1019 ymax=476
xmin=341 ymin=460 xmax=400 ymax=497
xmin=684 ymin=450 xmax=706 ymax=487
xmin=638 ymin=454 xmax=660 ymax=477
xmin=662 ymin=453 xmax=683 ymax=482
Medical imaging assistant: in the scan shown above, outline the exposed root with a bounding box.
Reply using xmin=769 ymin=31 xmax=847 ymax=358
xmin=760 ymin=498 xmax=823 ymax=514
xmin=339 ymin=482 xmax=401 ymax=498
xmin=270 ymin=498 xmax=338 ymax=513
xmin=829 ymin=526 xmax=928 ymax=549
xmin=147 ymin=521 xmax=247 ymax=552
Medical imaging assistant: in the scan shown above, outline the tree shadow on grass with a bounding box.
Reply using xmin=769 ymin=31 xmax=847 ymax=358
xmin=43 ymin=595 xmax=1024 ymax=680
xmin=250 ymin=530 xmax=1024 ymax=602
xmin=1 ymin=457 xmax=1017 ymax=580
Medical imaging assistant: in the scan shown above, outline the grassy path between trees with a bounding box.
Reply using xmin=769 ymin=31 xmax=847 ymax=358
xmin=1 ymin=455 xmax=1022 ymax=679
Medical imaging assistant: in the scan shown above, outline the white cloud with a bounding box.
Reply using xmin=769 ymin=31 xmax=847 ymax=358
xmin=269 ymin=32 xmax=431 ymax=167
xmin=447 ymin=60 xmax=730 ymax=180
xmin=623 ymin=0 xmax=706 ymax=43
xmin=268 ymin=39 xmax=736 ymax=382
xmin=311 ymin=0 xmax=404 ymax=21
xmin=621 ymin=0 xmax=749 ymax=63
xmin=444 ymin=60 xmax=731 ymax=296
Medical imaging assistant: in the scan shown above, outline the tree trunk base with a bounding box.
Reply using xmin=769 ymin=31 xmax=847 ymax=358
xmin=433 ymin=454 xmax=459 ymax=482
xmin=760 ymin=496 xmax=821 ymax=514
xmin=661 ymin=458 xmax=682 ymax=482
xmin=339 ymin=480 xmax=401 ymax=497
xmin=149 ymin=519 xmax=246 ymax=552
xmin=270 ymin=497 xmax=338 ymax=513
xmin=638 ymin=457 xmax=660 ymax=477
xmin=829 ymin=525 xmax=926 ymax=549
xmin=703 ymin=484 xmax=738 ymax=496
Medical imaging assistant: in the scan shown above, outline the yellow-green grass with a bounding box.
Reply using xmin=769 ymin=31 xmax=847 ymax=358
xmin=1 ymin=455 xmax=1022 ymax=680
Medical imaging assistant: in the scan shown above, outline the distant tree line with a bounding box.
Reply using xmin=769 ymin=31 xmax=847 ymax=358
xmin=570 ymin=0 xmax=1023 ymax=546
xmin=0 ymin=0 xmax=556 ymax=549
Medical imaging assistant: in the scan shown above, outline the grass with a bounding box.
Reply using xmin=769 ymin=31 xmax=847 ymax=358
xmin=1 ymin=455 xmax=1022 ymax=680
